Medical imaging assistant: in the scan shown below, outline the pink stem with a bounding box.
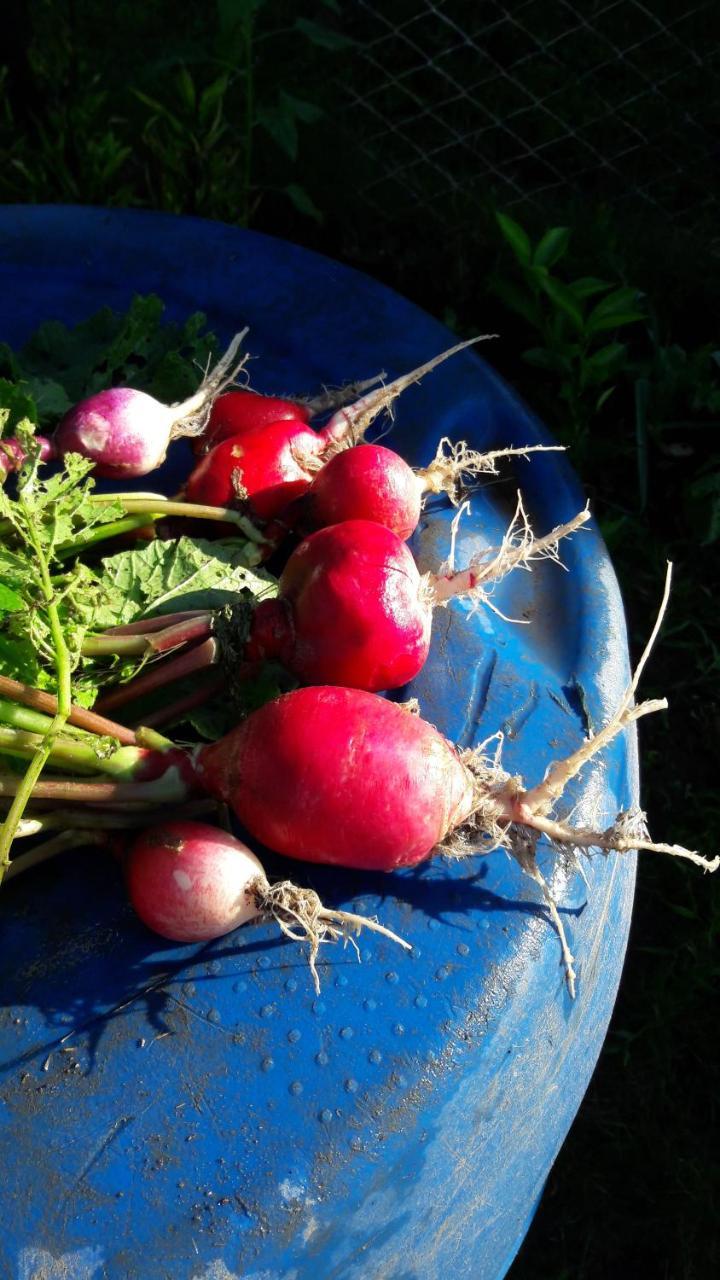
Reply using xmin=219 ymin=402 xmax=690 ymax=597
xmin=0 ymin=674 xmax=137 ymax=746
xmin=107 ymin=610 xmax=210 ymax=636
xmin=0 ymin=775 xmax=189 ymax=804
xmin=135 ymin=674 xmax=227 ymax=729
xmin=94 ymin=637 xmax=219 ymax=714
xmin=430 ymin=508 xmax=591 ymax=605
xmin=147 ymin=615 xmax=214 ymax=654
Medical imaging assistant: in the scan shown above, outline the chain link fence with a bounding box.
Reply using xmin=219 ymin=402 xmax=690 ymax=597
xmin=338 ymin=0 xmax=720 ymax=253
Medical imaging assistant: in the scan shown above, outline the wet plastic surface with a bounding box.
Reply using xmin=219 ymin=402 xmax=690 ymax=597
xmin=0 ymin=206 xmax=636 ymax=1280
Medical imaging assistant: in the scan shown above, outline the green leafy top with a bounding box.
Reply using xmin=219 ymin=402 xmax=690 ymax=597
xmin=94 ymin=535 xmax=277 ymax=630
xmin=0 ymin=294 xmax=218 ymax=434
xmin=0 ymin=440 xmax=123 ymax=699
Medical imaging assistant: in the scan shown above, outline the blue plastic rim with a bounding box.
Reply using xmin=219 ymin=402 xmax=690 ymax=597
xmin=0 ymin=207 xmax=637 ymax=1280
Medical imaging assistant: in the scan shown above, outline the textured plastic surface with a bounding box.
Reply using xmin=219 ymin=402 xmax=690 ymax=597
xmin=0 ymin=207 xmax=637 ymax=1280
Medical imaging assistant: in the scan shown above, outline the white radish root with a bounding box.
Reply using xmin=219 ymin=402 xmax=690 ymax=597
xmin=169 ymin=328 xmax=251 ymax=439
xmin=252 ymin=878 xmax=411 ymax=994
xmin=450 ymin=562 xmax=717 ymax=995
xmin=428 ymin=494 xmax=591 ymax=618
xmin=418 ymin=436 xmax=566 ymax=506
xmin=321 ymin=336 xmax=497 ymax=450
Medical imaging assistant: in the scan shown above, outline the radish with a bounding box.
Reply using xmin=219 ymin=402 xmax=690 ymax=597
xmin=1 ymin=569 xmax=715 ymax=996
xmin=194 ymin=587 xmax=718 ymax=997
xmin=125 ymin=820 xmax=410 ymax=990
xmin=301 ymin=439 xmax=563 ymax=540
xmin=184 ymin=337 xmax=489 ymax=519
xmin=194 ymin=372 xmax=390 ymax=454
xmin=1 ymin=436 xmax=55 ymax=481
xmin=91 ymin=504 xmax=590 ymax=711
xmin=185 ymin=417 xmax=325 ymax=520
xmin=200 ymin=390 xmax=310 ymax=453
xmin=52 ymin=330 xmax=249 ymax=479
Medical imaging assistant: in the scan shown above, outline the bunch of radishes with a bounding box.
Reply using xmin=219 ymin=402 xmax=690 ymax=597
xmin=4 ymin=330 xmax=716 ymax=998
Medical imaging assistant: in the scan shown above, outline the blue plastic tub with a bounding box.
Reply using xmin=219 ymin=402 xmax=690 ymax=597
xmin=0 ymin=206 xmax=636 ymax=1280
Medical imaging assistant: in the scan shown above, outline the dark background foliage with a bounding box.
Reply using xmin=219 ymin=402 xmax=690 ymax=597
xmin=2 ymin=2 xmax=719 ymax=1275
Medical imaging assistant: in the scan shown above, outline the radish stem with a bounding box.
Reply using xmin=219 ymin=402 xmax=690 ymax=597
xmin=55 ymin=514 xmax=160 ymax=560
xmin=5 ymin=830 xmax=105 ymax=881
xmin=89 ymin=494 xmax=267 ymax=543
xmin=0 ymin=774 xmax=192 ymax=804
xmin=0 ymin=675 xmax=136 ymax=745
xmin=107 ymin=610 xmax=210 ymax=636
xmin=133 ymin=675 xmax=226 ymax=730
xmin=94 ymin=638 xmax=219 ymax=713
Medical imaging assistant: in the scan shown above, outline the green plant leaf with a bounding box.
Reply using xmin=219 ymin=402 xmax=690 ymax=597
xmin=596 ymin=385 xmax=616 ymax=410
xmin=0 ymin=380 xmax=39 ymax=432
xmin=570 ymin=277 xmax=613 ymax=299
xmin=94 ymin=536 xmax=277 ymax=629
xmin=685 ymin=469 xmax=720 ymax=544
xmin=285 ymin=183 xmax=324 ymax=223
xmin=533 ymin=227 xmax=570 ymax=269
xmin=634 ymin=376 xmax=650 ymax=511
xmin=279 ymin=91 xmax=323 ymax=125
xmin=495 ymin=212 xmax=532 ymax=266
xmin=176 ymin=67 xmax=197 ymax=113
xmin=587 ymin=287 xmax=645 ymax=335
xmin=541 ymin=277 xmax=585 ymax=331
xmin=0 ymin=583 xmax=24 ymax=614
xmin=199 ymin=73 xmax=230 ymax=126
xmin=257 ymin=103 xmax=298 ymax=159
xmin=583 ymin=342 xmax=628 ymax=381
xmin=589 ymin=311 xmax=646 ymax=335
xmin=522 ymin=347 xmax=572 ymax=374
xmin=294 ymin=17 xmax=354 ymax=49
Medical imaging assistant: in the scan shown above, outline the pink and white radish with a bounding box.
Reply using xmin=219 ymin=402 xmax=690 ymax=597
xmin=125 ymin=822 xmax=408 ymax=993
xmin=52 ymin=330 xmax=249 ymax=478
xmin=0 ymin=436 xmax=55 ymax=482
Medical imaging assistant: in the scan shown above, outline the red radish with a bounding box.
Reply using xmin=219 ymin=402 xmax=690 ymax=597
xmin=91 ymin=505 xmax=590 ymax=712
xmin=247 ymin=519 xmax=431 ymax=690
xmin=197 ymin=690 xmax=475 ymax=873
xmin=194 ymin=371 xmax=390 ymax=454
xmin=301 ymin=443 xmax=423 ymax=540
xmin=301 ymin=439 xmax=562 ymax=541
xmin=125 ymin=819 xmax=410 ymax=988
xmin=185 ymin=417 xmax=325 ymax=520
xmin=125 ymin=820 xmax=273 ymax=941
xmin=201 ymin=390 xmax=310 ymax=452
xmin=184 ymin=337 xmax=488 ymax=520
xmin=53 ymin=330 xmax=249 ymax=479
xmin=194 ymin=603 xmax=718 ymax=998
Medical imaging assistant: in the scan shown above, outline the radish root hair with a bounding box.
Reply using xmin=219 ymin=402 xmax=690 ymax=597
xmin=324 ymin=336 xmax=497 ymax=452
xmin=252 ymin=878 xmax=411 ymax=994
xmin=302 ymin=371 xmax=388 ymax=416
xmin=429 ymin=494 xmax=591 ymax=620
xmin=170 ymin=328 xmax=252 ymax=440
xmin=419 ymin=437 xmax=566 ymax=505
xmin=446 ymin=561 xmax=717 ymax=995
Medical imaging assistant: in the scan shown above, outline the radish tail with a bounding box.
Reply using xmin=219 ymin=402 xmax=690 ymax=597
xmin=319 ymin=336 xmax=496 ymax=452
